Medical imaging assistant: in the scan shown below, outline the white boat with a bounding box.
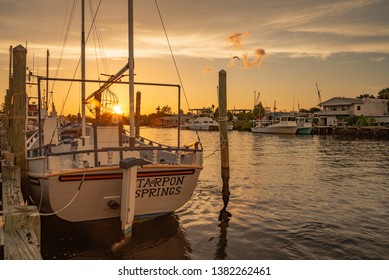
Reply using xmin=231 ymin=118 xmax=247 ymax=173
xmin=183 ymin=116 xmax=219 ymax=131
xmin=182 ymin=116 xmax=233 ymax=131
xmin=296 ymin=117 xmax=313 ymax=135
xmin=26 ymin=1 xmax=203 ymax=223
xmin=251 ymin=116 xmax=298 ymax=134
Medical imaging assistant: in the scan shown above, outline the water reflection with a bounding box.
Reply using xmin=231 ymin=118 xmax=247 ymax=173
xmin=115 ymin=214 xmax=192 ymax=260
xmin=41 ymin=213 xmax=192 ymax=260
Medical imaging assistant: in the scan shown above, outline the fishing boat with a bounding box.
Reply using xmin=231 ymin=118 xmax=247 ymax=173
xmin=26 ymin=0 xmax=203 ymax=223
xmin=251 ymin=116 xmax=298 ymax=134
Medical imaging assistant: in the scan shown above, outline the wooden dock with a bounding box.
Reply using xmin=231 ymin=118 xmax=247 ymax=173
xmin=0 ymin=45 xmax=41 ymax=259
xmin=0 ymin=153 xmax=42 ymax=260
xmin=314 ymin=125 xmax=389 ymax=139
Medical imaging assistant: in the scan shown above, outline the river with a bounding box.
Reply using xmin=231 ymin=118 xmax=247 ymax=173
xmin=41 ymin=128 xmax=389 ymax=259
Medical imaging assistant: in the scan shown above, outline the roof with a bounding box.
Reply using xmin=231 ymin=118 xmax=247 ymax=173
xmin=319 ymin=97 xmax=364 ymax=107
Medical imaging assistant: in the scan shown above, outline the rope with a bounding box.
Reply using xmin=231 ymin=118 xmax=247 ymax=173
xmin=38 ymin=164 xmax=88 ymax=217
xmin=55 ymin=0 xmax=103 ymax=116
xmin=154 ymin=0 xmax=203 ymax=149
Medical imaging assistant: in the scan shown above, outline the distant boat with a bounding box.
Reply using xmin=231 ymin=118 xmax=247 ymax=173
xmin=251 ymin=116 xmax=298 ymax=134
xmin=182 ymin=116 xmax=233 ymax=131
xmin=296 ymin=117 xmax=313 ymax=135
xmin=182 ymin=116 xmax=219 ymax=131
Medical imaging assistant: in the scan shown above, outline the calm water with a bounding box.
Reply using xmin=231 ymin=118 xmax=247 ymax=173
xmin=41 ymin=128 xmax=389 ymax=259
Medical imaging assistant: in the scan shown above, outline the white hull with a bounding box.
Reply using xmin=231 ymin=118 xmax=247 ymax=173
xmin=187 ymin=123 xmax=219 ymax=131
xmin=28 ymin=164 xmax=202 ymax=222
xmin=182 ymin=116 xmax=233 ymax=131
xmin=251 ymin=116 xmax=298 ymax=134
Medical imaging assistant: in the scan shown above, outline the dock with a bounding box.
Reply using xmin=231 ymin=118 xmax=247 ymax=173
xmin=0 ymin=153 xmax=42 ymax=260
xmin=314 ymin=125 xmax=389 ymax=139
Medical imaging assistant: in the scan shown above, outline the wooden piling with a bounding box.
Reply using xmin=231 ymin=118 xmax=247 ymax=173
xmin=1 ymin=156 xmax=41 ymax=260
xmin=218 ymin=70 xmax=230 ymax=209
xmin=135 ymin=91 xmax=141 ymax=138
xmin=7 ymin=45 xmax=28 ymax=199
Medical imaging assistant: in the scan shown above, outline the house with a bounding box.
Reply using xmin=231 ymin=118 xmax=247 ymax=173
xmin=317 ymin=97 xmax=389 ymax=126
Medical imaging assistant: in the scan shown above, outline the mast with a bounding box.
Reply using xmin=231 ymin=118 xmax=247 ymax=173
xmin=128 ymin=0 xmax=135 ymax=147
xmin=46 ymin=49 xmax=49 ymax=110
xmin=81 ymin=0 xmax=86 ymax=139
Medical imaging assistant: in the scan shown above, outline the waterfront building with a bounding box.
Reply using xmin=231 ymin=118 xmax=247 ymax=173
xmin=317 ymin=97 xmax=389 ymax=126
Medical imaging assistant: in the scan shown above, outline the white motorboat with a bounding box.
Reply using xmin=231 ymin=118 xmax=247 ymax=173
xmin=251 ymin=116 xmax=298 ymax=134
xmin=183 ymin=116 xmax=219 ymax=131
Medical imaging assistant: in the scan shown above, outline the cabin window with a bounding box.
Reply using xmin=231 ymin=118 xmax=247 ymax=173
xmin=357 ymin=106 xmax=361 ymax=110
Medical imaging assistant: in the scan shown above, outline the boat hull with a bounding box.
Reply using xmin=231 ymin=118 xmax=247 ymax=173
xmin=28 ymin=164 xmax=202 ymax=222
xmin=296 ymin=127 xmax=313 ymax=135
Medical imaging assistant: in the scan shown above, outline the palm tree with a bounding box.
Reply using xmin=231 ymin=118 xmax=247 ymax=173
xmin=377 ymin=88 xmax=389 ymax=99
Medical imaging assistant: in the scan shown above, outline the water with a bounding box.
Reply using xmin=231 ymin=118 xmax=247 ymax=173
xmin=41 ymin=128 xmax=389 ymax=259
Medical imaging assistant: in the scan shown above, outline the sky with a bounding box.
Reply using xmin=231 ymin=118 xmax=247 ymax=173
xmin=1 ymin=0 xmax=389 ymax=115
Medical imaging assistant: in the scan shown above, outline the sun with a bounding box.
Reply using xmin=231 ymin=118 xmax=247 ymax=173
xmin=113 ymin=105 xmax=122 ymax=114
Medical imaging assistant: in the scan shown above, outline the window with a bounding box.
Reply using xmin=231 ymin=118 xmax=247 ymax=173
xmin=357 ymin=106 xmax=361 ymax=110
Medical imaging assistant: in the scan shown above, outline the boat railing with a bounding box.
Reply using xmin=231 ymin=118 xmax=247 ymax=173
xmin=28 ymin=141 xmax=202 ymax=158
xmin=26 ymin=130 xmax=40 ymax=150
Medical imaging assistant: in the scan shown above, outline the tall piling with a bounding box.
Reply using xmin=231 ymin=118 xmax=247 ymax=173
xmin=135 ymin=91 xmax=141 ymax=138
xmin=7 ymin=45 xmax=27 ymax=200
xmin=218 ymin=70 xmax=230 ymax=211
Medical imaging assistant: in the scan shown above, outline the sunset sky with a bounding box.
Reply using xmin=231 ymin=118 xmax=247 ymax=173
xmin=1 ymin=0 xmax=388 ymax=115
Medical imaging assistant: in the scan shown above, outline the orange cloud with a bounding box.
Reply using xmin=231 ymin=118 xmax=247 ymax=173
xmin=228 ymin=31 xmax=250 ymax=50
xmin=202 ymin=65 xmax=214 ymax=74
xmin=242 ymin=48 xmax=266 ymax=69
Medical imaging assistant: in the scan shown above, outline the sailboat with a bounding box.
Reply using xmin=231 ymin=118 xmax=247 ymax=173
xmin=26 ymin=0 xmax=203 ymax=223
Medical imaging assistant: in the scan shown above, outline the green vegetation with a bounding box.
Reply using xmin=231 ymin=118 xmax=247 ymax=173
xmin=346 ymin=115 xmax=376 ymax=126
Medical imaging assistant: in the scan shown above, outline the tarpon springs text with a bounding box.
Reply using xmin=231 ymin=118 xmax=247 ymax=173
xmin=135 ymin=176 xmax=185 ymax=198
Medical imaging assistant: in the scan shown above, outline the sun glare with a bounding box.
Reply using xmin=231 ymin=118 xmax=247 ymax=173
xmin=113 ymin=105 xmax=122 ymax=114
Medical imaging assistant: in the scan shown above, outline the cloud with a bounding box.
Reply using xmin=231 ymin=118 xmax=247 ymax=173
xmin=242 ymin=48 xmax=266 ymax=69
xmin=202 ymin=65 xmax=214 ymax=74
xmin=227 ymin=32 xmax=266 ymax=69
xmin=228 ymin=32 xmax=250 ymax=50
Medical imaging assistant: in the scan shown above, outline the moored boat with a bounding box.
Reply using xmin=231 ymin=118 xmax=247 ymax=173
xmin=26 ymin=0 xmax=203 ymax=223
xmin=296 ymin=117 xmax=313 ymax=135
xmin=251 ymin=116 xmax=298 ymax=134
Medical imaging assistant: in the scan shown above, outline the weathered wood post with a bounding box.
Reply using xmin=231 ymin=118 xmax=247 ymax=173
xmin=135 ymin=91 xmax=141 ymax=138
xmin=8 ymin=45 xmax=27 ymax=199
xmin=1 ymin=156 xmax=41 ymax=260
xmin=2 ymin=46 xmax=13 ymax=151
xmin=218 ymin=70 xmax=230 ymax=220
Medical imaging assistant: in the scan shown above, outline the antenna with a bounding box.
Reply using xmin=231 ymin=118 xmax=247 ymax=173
xmin=316 ymin=82 xmax=322 ymax=104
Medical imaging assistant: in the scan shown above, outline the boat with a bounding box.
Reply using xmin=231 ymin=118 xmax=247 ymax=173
xmin=296 ymin=117 xmax=313 ymax=135
xmin=182 ymin=116 xmax=219 ymax=131
xmin=26 ymin=0 xmax=203 ymax=223
xmin=182 ymin=116 xmax=233 ymax=131
xmin=251 ymin=116 xmax=298 ymax=134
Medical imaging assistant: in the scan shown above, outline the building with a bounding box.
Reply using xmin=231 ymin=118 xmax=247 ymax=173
xmin=317 ymin=97 xmax=389 ymax=126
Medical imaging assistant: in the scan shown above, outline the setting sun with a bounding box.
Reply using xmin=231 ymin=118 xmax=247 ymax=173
xmin=113 ymin=105 xmax=122 ymax=114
